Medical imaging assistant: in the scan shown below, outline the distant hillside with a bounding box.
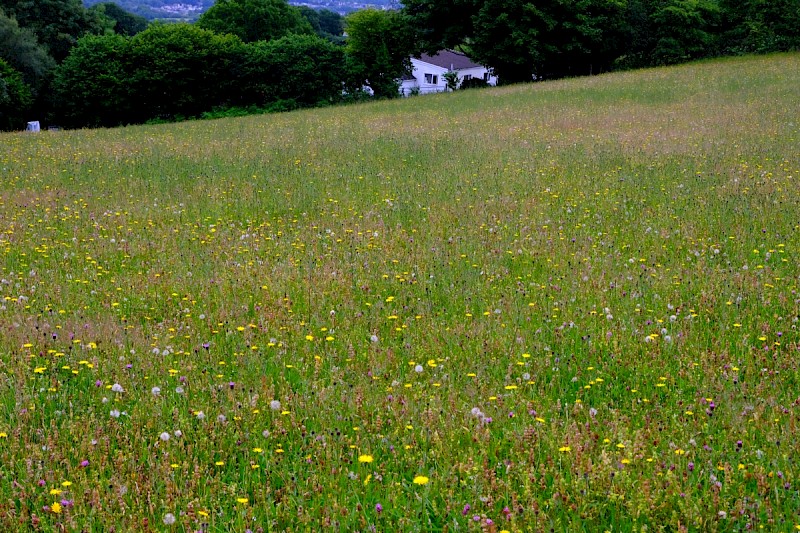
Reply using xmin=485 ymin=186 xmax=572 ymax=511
xmin=82 ymin=0 xmax=396 ymax=20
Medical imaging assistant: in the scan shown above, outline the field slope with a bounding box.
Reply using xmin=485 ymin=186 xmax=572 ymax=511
xmin=1 ymin=53 xmax=799 ymax=531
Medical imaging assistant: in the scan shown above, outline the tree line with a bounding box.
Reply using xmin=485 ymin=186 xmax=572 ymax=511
xmin=1 ymin=0 xmax=798 ymax=130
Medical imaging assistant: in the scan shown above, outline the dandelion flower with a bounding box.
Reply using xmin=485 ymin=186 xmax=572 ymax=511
xmin=270 ymin=400 xmax=281 ymax=411
xmin=358 ymin=454 xmax=374 ymax=463
xmin=50 ymin=502 xmax=62 ymax=514
xmin=412 ymin=475 xmax=429 ymax=485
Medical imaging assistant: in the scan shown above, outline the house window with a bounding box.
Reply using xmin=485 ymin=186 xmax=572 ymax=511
xmin=463 ymin=74 xmax=472 ymax=81
xmin=424 ymin=73 xmax=438 ymax=84
xmin=483 ymin=72 xmax=490 ymax=81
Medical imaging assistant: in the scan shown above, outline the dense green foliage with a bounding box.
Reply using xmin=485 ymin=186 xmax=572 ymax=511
xmin=88 ymin=2 xmax=149 ymax=36
xmin=0 ymin=0 xmax=109 ymax=61
xmin=0 ymin=56 xmax=31 ymax=129
xmin=236 ymin=33 xmax=347 ymax=107
xmin=0 ymin=10 xmax=56 ymax=89
xmin=403 ymin=0 xmax=799 ymax=81
xmin=345 ymin=9 xmax=416 ymax=98
xmin=1 ymin=53 xmax=799 ymax=530
xmin=52 ymin=24 xmax=349 ymax=127
xmin=297 ymin=6 xmax=344 ymax=43
xmin=52 ymin=33 xmax=135 ymax=127
xmin=196 ymin=0 xmax=312 ymax=43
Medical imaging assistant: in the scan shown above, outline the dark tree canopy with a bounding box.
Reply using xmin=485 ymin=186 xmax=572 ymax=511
xmin=128 ymin=23 xmax=246 ymax=119
xmin=89 ymin=2 xmax=149 ymax=36
xmin=403 ymin=0 xmax=628 ymax=82
xmin=0 ymin=10 xmax=56 ymax=90
xmin=52 ymin=33 xmax=132 ymax=127
xmin=318 ymin=9 xmax=344 ymax=37
xmin=0 ymin=56 xmax=32 ymax=129
xmin=345 ymin=9 xmax=417 ymax=98
xmin=196 ymin=0 xmax=313 ymax=43
xmin=237 ymin=33 xmax=346 ymax=107
xmin=0 ymin=0 xmax=110 ymax=61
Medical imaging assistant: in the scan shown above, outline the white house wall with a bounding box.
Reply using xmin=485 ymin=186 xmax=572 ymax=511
xmin=456 ymin=67 xmax=498 ymax=86
xmin=409 ymin=58 xmax=448 ymax=94
xmin=400 ymin=57 xmax=498 ymax=96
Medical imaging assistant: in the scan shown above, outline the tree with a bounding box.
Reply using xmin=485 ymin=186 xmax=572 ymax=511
xmin=719 ymin=0 xmax=800 ymax=54
xmin=52 ymin=33 xmax=132 ymax=127
xmin=400 ymin=0 xmax=476 ymax=54
xmin=0 ymin=57 xmax=32 ymax=129
xmin=345 ymin=9 xmax=417 ymax=98
xmin=237 ymin=33 xmax=346 ymax=107
xmin=0 ymin=10 xmax=56 ymax=90
xmin=649 ymin=0 xmax=720 ymax=64
xmin=0 ymin=0 xmax=111 ymax=61
xmin=402 ymin=0 xmax=627 ymax=82
xmin=443 ymin=70 xmax=459 ymax=90
xmin=318 ymin=9 xmax=343 ymax=37
xmin=128 ymin=23 xmax=246 ymax=121
xmin=297 ymin=6 xmax=321 ymax=34
xmin=196 ymin=0 xmax=313 ymax=43
xmin=88 ymin=2 xmax=148 ymax=36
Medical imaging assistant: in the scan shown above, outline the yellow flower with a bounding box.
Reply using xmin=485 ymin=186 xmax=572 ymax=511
xmin=236 ymin=497 xmax=249 ymax=504
xmin=358 ymin=454 xmax=374 ymax=463
xmin=559 ymin=446 xmax=571 ymax=452
xmin=50 ymin=502 xmax=62 ymax=514
xmin=413 ymin=475 xmax=429 ymax=485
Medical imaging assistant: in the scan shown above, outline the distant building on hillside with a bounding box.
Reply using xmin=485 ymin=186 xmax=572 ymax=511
xmin=400 ymin=50 xmax=497 ymax=96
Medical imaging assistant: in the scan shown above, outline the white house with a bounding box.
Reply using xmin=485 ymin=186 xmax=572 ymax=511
xmin=400 ymin=50 xmax=498 ymax=96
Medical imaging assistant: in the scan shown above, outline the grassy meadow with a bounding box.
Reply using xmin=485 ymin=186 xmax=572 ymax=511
xmin=1 ymin=52 xmax=800 ymax=531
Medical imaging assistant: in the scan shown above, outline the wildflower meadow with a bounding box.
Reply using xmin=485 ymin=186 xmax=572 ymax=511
xmin=1 ymin=53 xmax=799 ymax=531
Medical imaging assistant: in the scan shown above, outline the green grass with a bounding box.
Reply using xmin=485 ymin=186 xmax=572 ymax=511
xmin=1 ymin=52 xmax=799 ymax=531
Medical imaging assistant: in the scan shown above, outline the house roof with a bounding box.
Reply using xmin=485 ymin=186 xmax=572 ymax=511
xmin=417 ymin=50 xmax=483 ymax=71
